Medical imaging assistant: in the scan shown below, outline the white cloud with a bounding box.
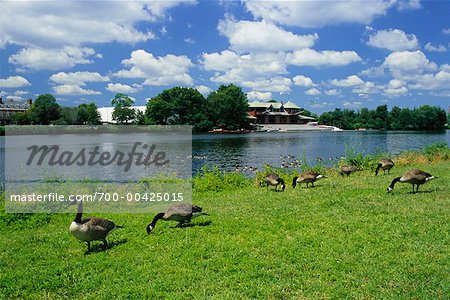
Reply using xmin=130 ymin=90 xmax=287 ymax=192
xmin=195 ymin=85 xmax=212 ymax=96
xmin=286 ymin=48 xmax=361 ymax=67
xmin=367 ymin=29 xmax=419 ymax=51
xmin=409 ymin=70 xmax=450 ymax=90
xmin=292 ymin=75 xmax=316 ymax=87
xmin=0 ymin=76 xmax=31 ymax=88
xmin=115 ymin=49 xmax=194 ymax=86
xmin=53 ymin=84 xmax=101 ymax=95
xmin=241 ymin=77 xmax=291 ymax=92
xmin=396 ymin=0 xmax=422 ymax=11
xmin=331 ymin=75 xmax=364 ymax=87
xmin=184 ymin=38 xmax=195 ymax=44
xmin=14 ymin=90 xmax=29 ymax=96
xmin=218 ymin=19 xmax=318 ymax=52
xmin=106 ymin=83 xmax=139 ymax=94
xmin=247 ymin=91 xmax=272 ymax=101
xmin=382 ymin=50 xmax=437 ymax=80
xmin=424 ymin=42 xmax=447 ymax=52
xmin=305 ymin=88 xmax=321 ymax=96
xmin=325 ymin=89 xmax=341 ymax=96
xmin=309 ymin=102 xmax=332 ymax=108
xmin=443 ymin=28 xmax=450 ymax=35
xmin=244 ymin=1 xmax=394 ymax=28
xmin=9 ymin=47 xmax=98 ymax=70
xmin=352 ymin=82 xmax=381 ymax=94
xmin=0 ymin=1 xmax=196 ymax=48
xmin=383 ymin=79 xmax=408 ymax=96
xmin=201 ymin=50 xmax=240 ymax=72
xmin=343 ymin=101 xmax=363 ymax=108
xmin=50 ymin=71 xmax=109 ymax=86
xmin=6 ymin=95 xmax=24 ymax=101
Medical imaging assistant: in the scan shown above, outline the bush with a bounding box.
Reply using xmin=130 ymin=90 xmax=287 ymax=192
xmin=193 ymin=165 xmax=250 ymax=192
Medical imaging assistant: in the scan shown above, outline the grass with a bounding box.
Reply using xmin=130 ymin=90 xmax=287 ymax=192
xmin=1 ymin=156 xmax=449 ymax=298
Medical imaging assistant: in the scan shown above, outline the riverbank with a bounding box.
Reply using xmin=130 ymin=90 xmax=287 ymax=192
xmin=1 ymin=147 xmax=449 ymax=298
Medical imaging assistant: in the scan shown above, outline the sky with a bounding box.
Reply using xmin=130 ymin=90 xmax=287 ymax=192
xmin=0 ymin=0 xmax=449 ymax=114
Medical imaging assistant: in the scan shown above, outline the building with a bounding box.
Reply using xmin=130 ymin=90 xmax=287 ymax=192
xmin=248 ymin=100 xmax=315 ymax=125
xmin=98 ymin=106 xmax=146 ymax=123
xmin=0 ymin=97 xmax=32 ymax=124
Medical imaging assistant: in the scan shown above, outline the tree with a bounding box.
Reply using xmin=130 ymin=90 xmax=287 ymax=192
xmin=206 ymin=84 xmax=249 ymax=130
xmin=54 ymin=107 xmax=78 ymax=125
xmin=146 ymin=87 xmax=210 ymax=131
xmin=30 ymin=94 xmax=60 ymax=125
xmin=111 ymin=93 xmax=135 ymax=124
xmin=85 ymin=103 xmax=101 ymax=125
xmin=11 ymin=111 xmax=32 ymax=125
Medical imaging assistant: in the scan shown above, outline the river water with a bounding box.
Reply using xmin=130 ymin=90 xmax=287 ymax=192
xmin=1 ymin=130 xmax=449 ymax=181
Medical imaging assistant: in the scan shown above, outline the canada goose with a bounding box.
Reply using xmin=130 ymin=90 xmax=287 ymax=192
xmin=340 ymin=165 xmax=358 ymax=177
xmin=387 ymin=169 xmax=437 ymax=193
xmin=264 ymin=173 xmax=285 ymax=192
xmin=146 ymin=203 xmax=209 ymax=234
xmin=292 ymin=171 xmax=327 ymax=188
xmin=375 ymin=159 xmax=395 ymax=175
xmin=69 ymin=201 xmax=123 ymax=252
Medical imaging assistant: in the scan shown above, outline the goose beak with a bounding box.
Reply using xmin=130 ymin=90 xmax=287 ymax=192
xmin=386 ymin=187 xmax=393 ymax=193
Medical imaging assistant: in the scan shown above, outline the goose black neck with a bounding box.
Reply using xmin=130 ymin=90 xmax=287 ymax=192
xmin=375 ymin=163 xmax=382 ymax=175
xmin=292 ymin=177 xmax=298 ymax=188
xmin=74 ymin=202 xmax=83 ymax=223
xmin=149 ymin=213 xmax=165 ymax=228
xmin=389 ymin=177 xmax=401 ymax=189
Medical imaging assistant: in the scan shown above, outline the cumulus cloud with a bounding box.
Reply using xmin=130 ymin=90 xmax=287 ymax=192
xmin=0 ymin=76 xmax=31 ymax=88
xmin=247 ymin=91 xmax=273 ymax=101
xmin=292 ymin=75 xmax=316 ymax=87
xmin=286 ymin=48 xmax=361 ymax=67
xmin=50 ymin=71 xmax=109 ymax=86
xmin=352 ymin=82 xmax=381 ymax=94
xmin=383 ymin=79 xmax=408 ymax=96
xmin=424 ymin=42 xmax=447 ymax=52
xmin=241 ymin=77 xmax=291 ymax=92
xmin=331 ymin=75 xmax=364 ymax=87
xmin=218 ymin=19 xmax=318 ymax=52
xmin=409 ymin=70 xmax=450 ymax=90
xmin=343 ymin=101 xmax=363 ymax=108
xmin=443 ymin=28 xmax=450 ymax=34
xmin=367 ymin=29 xmax=419 ymax=51
xmin=53 ymin=85 xmax=101 ymax=95
xmin=106 ymin=83 xmax=139 ymax=94
xmin=305 ymin=88 xmax=321 ymax=96
xmin=325 ymin=89 xmax=341 ymax=96
xmin=9 ymin=47 xmax=98 ymax=70
xmin=195 ymin=85 xmax=212 ymax=96
xmin=381 ymin=50 xmax=437 ymax=80
xmin=0 ymin=1 xmax=196 ymax=48
xmin=115 ymin=49 xmax=194 ymax=86
xmin=244 ymin=1 xmax=394 ymax=28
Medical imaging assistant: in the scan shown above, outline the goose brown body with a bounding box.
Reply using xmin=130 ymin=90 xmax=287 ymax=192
xmin=340 ymin=165 xmax=358 ymax=177
xmin=264 ymin=173 xmax=285 ymax=191
xmin=387 ymin=169 xmax=437 ymax=193
xmin=147 ymin=203 xmax=208 ymax=234
xmin=375 ymin=159 xmax=395 ymax=175
xmin=292 ymin=171 xmax=326 ymax=188
xmin=69 ymin=202 xmax=122 ymax=251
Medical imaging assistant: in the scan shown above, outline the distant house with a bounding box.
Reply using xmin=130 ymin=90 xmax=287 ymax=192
xmin=248 ymin=100 xmax=315 ymax=125
xmin=97 ymin=106 xmax=146 ymax=123
xmin=0 ymin=97 xmax=32 ymax=125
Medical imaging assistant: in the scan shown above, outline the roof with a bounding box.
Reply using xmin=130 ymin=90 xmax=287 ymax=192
xmin=297 ymin=114 xmax=316 ymax=120
xmin=248 ymin=100 xmax=300 ymax=110
xmin=248 ymin=101 xmax=271 ymax=108
xmin=283 ymin=101 xmax=301 ymax=109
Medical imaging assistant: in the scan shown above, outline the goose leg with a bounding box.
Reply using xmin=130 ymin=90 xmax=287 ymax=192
xmin=86 ymin=241 xmax=91 ymax=252
xmin=312 ymin=182 xmax=315 ymax=187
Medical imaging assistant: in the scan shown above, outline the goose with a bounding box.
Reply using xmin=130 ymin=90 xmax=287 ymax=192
xmin=264 ymin=173 xmax=285 ymax=192
xmin=375 ymin=159 xmax=395 ymax=175
xmin=340 ymin=165 xmax=358 ymax=177
xmin=292 ymin=171 xmax=327 ymax=188
xmin=146 ymin=203 xmax=209 ymax=234
xmin=69 ymin=201 xmax=123 ymax=252
xmin=387 ymin=169 xmax=437 ymax=193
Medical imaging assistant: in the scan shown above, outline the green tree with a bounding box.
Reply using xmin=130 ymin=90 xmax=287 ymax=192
xmin=146 ymin=87 xmax=210 ymax=131
xmin=54 ymin=107 xmax=78 ymax=125
xmin=30 ymin=94 xmax=60 ymax=125
xmin=111 ymin=93 xmax=135 ymax=124
xmin=206 ymin=84 xmax=249 ymax=130
xmin=86 ymin=103 xmax=101 ymax=125
xmin=11 ymin=111 xmax=32 ymax=125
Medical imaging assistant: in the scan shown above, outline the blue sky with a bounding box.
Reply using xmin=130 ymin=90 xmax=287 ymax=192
xmin=0 ymin=0 xmax=449 ymax=113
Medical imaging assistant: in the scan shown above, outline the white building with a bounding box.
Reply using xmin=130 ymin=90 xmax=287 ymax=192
xmin=97 ymin=106 xmax=147 ymax=123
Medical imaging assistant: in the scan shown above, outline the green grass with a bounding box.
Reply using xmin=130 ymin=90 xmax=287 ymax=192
xmin=1 ymin=161 xmax=449 ymax=299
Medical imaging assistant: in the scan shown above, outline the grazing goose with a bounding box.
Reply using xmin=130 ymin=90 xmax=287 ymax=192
xmin=69 ymin=201 xmax=123 ymax=252
xmin=375 ymin=159 xmax=395 ymax=175
xmin=387 ymin=169 xmax=437 ymax=193
xmin=146 ymin=203 xmax=209 ymax=234
xmin=292 ymin=171 xmax=327 ymax=188
xmin=340 ymin=165 xmax=358 ymax=177
xmin=264 ymin=173 xmax=285 ymax=192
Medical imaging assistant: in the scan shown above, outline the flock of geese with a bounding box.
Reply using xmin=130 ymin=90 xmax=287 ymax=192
xmin=70 ymin=158 xmax=438 ymax=253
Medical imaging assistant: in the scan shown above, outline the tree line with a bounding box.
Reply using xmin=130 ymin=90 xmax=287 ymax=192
xmin=318 ymin=105 xmax=448 ymax=130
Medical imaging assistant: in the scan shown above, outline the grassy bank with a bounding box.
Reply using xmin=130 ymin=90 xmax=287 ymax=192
xmin=0 ymin=148 xmax=449 ymax=299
